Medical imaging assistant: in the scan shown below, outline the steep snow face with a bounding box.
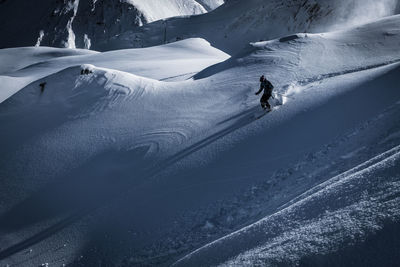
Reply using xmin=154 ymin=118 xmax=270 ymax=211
xmin=0 ymin=0 xmax=224 ymax=50
xmin=196 ymin=0 xmax=225 ymax=11
xmin=175 ymin=142 xmax=400 ymax=266
xmin=123 ymin=0 xmax=207 ymax=22
xmin=106 ymin=0 xmax=400 ymax=53
xmin=0 ymin=15 xmax=399 ymax=266
xmin=195 ymin=15 xmax=400 ymax=83
xmin=312 ymin=0 xmax=399 ymax=31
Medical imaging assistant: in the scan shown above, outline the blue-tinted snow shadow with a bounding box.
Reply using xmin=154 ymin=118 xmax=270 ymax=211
xmin=0 ymin=146 xmax=151 ymax=260
xmin=298 ymin=221 xmax=400 ymax=267
xmin=2 ymin=65 xmax=400 ymax=263
xmin=73 ymin=65 xmax=400 ymax=265
xmin=0 ymin=104 xmax=266 ymax=261
xmin=0 ymin=103 xmax=266 ymax=261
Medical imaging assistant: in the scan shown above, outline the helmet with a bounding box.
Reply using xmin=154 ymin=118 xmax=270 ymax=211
xmin=259 ymin=75 xmax=265 ymax=82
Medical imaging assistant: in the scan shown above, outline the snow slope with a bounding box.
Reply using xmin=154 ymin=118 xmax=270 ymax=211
xmin=196 ymin=15 xmax=400 ymax=83
xmin=196 ymin=0 xmax=225 ymax=11
xmin=0 ymin=11 xmax=399 ymax=267
xmin=105 ymin=0 xmax=400 ymax=53
xmin=0 ymin=38 xmax=229 ymax=103
xmin=175 ymin=141 xmax=400 ymax=266
xmin=123 ymin=0 xmax=207 ymax=22
xmin=0 ymin=0 xmax=224 ymax=50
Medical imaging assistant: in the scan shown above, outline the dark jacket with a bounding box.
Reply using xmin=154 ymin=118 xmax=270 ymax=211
xmin=256 ymin=79 xmax=274 ymax=96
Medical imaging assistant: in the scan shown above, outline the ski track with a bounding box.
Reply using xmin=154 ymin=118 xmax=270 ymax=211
xmin=293 ymin=58 xmax=400 ymax=90
xmin=69 ymin=67 xmax=147 ymax=119
xmin=134 ymin=129 xmax=190 ymax=157
xmin=174 ymin=145 xmax=400 ymax=266
xmin=1 ymin=59 xmax=399 ymax=264
xmin=148 ymin=98 xmax=400 ymax=266
xmin=159 ymin=72 xmax=198 ymax=82
xmin=224 ymin=152 xmax=400 ymax=266
xmin=0 ymin=108 xmax=257 ymax=262
xmin=1 ymin=14 xmax=400 ymax=265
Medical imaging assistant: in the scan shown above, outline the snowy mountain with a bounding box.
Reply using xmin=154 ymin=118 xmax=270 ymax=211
xmin=104 ymin=0 xmax=400 ymax=53
xmin=0 ymin=1 xmax=400 ymax=267
xmin=0 ymin=0 xmax=224 ymax=49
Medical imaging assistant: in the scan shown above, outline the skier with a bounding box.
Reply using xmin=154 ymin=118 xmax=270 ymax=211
xmin=255 ymin=75 xmax=274 ymax=110
xmin=39 ymin=82 xmax=46 ymax=93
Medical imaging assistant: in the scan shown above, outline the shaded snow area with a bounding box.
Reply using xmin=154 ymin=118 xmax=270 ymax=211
xmin=175 ymin=135 xmax=400 ymax=266
xmin=0 ymin=3 xmax=399 ymax=267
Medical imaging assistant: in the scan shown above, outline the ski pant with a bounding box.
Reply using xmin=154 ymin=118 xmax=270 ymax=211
xmin=260 ymin=93 xmax=271 ymax=109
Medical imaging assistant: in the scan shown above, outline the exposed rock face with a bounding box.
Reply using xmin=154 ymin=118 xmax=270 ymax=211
xmin=0 ymin=0 xmax=224 ymax=50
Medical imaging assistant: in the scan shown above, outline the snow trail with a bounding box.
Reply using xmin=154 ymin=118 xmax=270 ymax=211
xmin=1 ymin=14 xmax=400 ymax=266
xmin=174 ymin=145 xmax=400 ymax=266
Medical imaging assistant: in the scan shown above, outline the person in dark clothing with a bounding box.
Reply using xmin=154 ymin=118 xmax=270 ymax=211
xmin=255 ymin=75 xmax=274 ymax=110
xmin=39 ymin=82 xmax=46 ymax=93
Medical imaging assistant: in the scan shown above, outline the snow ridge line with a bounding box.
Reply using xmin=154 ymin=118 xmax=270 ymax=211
xmin=277 ymin=144 xmax=400 ymax=211
xmin=173 ymin=144 xmax=400 ymax=265
xmin=297 ymin=58 xmax=400 ymax=87
xmin=280 ymin=59 xmax=400 ymax=98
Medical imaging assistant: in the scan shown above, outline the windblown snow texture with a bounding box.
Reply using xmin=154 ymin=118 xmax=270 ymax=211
xmin=104 ymin=0 xmax=400 ymax=53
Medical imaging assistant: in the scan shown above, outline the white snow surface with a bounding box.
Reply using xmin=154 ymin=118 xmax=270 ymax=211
xmin=175 ymin=145 xmax=400 ymax=266
xmin=196 ymin=0 xmax=225 ymax=11
xmin=0 ymin=38 xmax=229 ymax=103
xmin=0 ymin=10 xmax=399 ymax=267
xmin=123 ymin=0 xmax=207 ymax=22
xmin=106 ymin=0 xmax=400 ymax=53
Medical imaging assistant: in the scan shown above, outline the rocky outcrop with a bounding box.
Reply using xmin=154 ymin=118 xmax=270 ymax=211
xmin=0 ymin=0 xmax=224 ymax=50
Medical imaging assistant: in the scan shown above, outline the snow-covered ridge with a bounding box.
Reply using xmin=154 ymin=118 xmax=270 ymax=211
xmin=105 ymin=0 xmax=400 ymax=53
xmin=1 ymin=13 xmax=400 ymax=265
xmin=123 ymin=0 xmax=207 ymax=22
xmin=195 ymin=15 xmax=400 ymax=93
xmin=0 ymin=38 xmax=229 ymax=103
xmin=0 ymin=0 xmax=224 ymax=50
xmin=196 ymin=0 xmax=225 ymax=11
